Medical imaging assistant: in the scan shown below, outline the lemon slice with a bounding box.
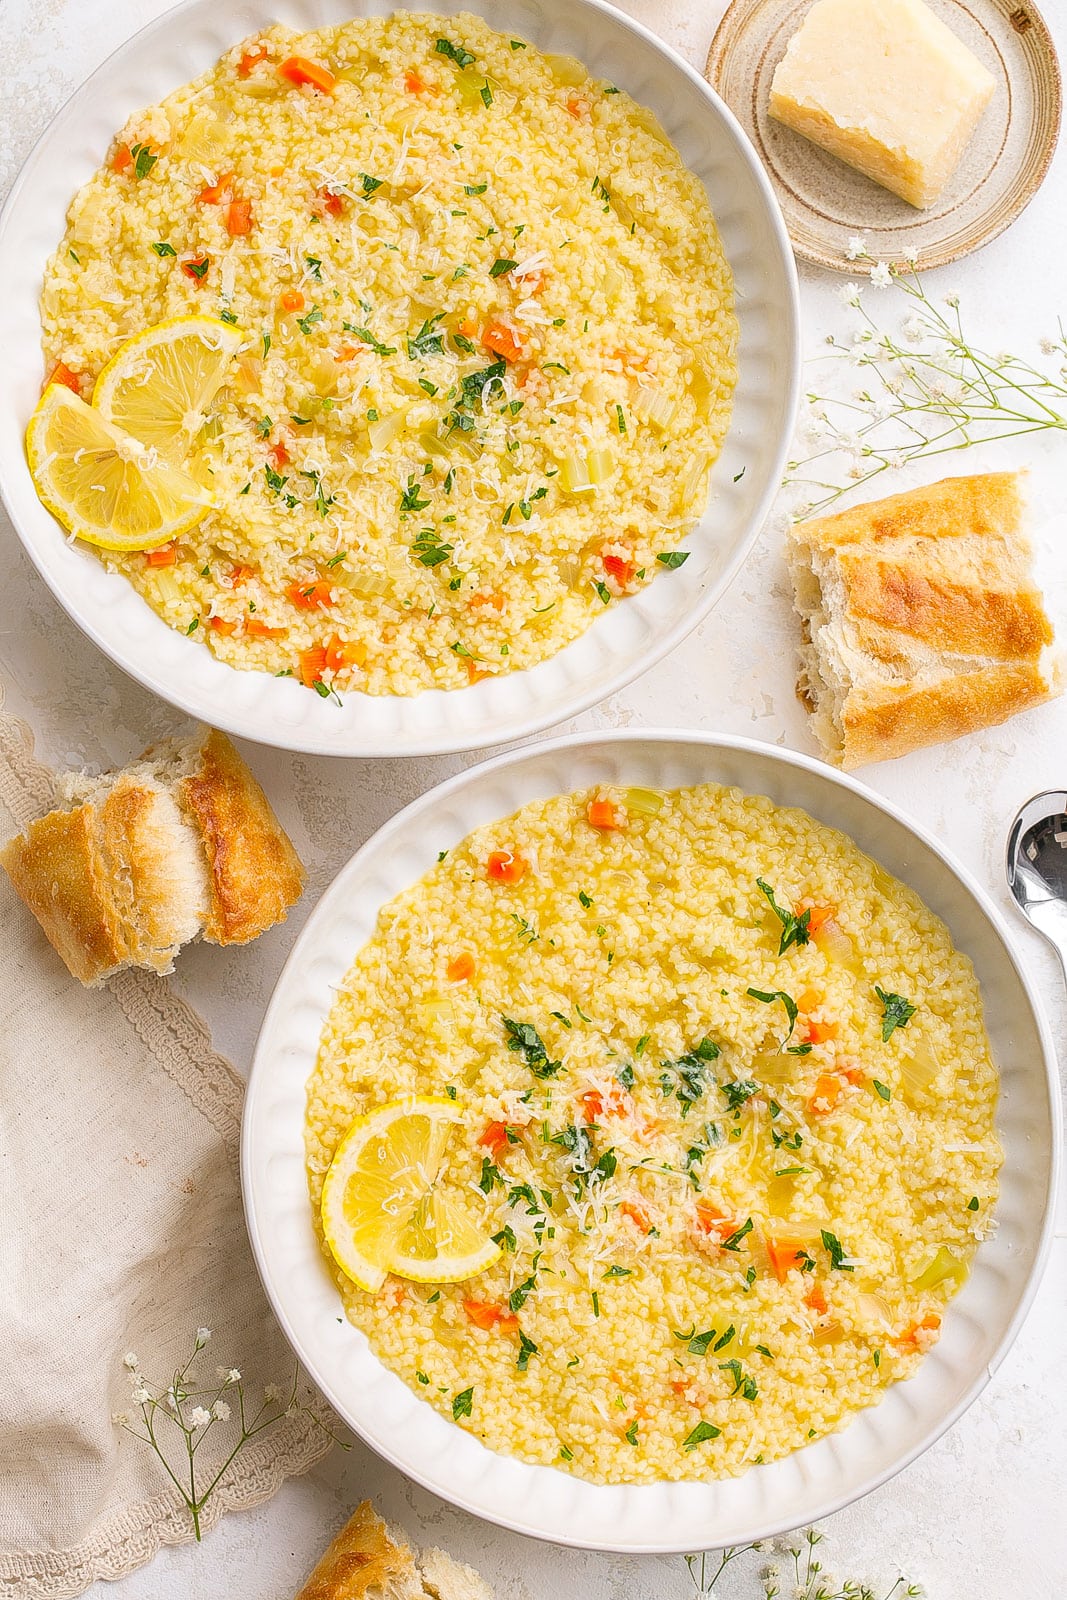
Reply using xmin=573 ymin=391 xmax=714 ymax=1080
xmin=26 ymin=385 xmax=213 ymax=552
xmin=321 ymin=1096 xmax=502 ymax=1293
xmin=93 ymin=315 xmax=246 ymax=465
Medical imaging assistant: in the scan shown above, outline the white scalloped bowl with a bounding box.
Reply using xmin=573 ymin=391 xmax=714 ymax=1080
xmin=242 ymin=730 xmax=1059 ymax=1550
xmin=0 ymin=0 xmax=799 ymax=757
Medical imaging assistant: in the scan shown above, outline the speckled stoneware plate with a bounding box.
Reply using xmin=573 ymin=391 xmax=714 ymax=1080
xmin=707 ymin=0 xmax=1062 ymax=274
xmin=242 ymin=729 xmax=1059 ymax=1552
xmin=0 ymin=0 xmax=799 ymax=759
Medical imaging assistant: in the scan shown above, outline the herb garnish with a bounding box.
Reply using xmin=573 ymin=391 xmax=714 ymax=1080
xmin=435 ymin=38 xmax=475 ymax=67
xmin=296 ymin=305 xmax=323 ymax=335
xmin=746 ymin=987 xmax=800 ymax=1049
xmin=875 ymin=987 xmax=916 ymax=1041
xmin=516 ymin=1332 xmax=538 ymax=1372
xmin=719 ymin=1359 xmax=758 ymax=1400
xmin=683 ymin=1420 xmax=721 ymax=1451
xmin=489 ymin=257 xmax=517 ymax=278
xmin=502 ymin=1018 xmax=561 ymax=1078
xmin=400 ymin=475 xmax=431 ymax=515
xmin=821 ymin=1229 xmax=853 ymax=1271
xmin=757 ymin=878 xmax=811 ymax=955
xmin=659 ymin=1037 xmax=720 ymax=1116
xmin=720 ymin=1079 xmax=758 ymax=1112
xmin=720 ymin=1218 xmax=753 ymax=1252
xmin=151 ymin=241 xmax=176 ymax=257
xmin=452 ymin=1386 xmax=474 ymax=1420
xmin=130 ymin=143 xmax=157 ymax=180
xmin=343 ymin=323 xmax=396 ymax=356
xmin=407 ymin=313 xmax=446 ymax=359
xmin=508 ymin=1275 xmax=537 ymax=1312
xmin=360 ymin=173 xmax=383 ymax=197
xmin=412 ymin=528 xmax=453 ymax=567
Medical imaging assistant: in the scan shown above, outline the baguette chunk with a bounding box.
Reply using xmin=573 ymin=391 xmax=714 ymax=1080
xmin=787 ymin=472 xmax=1061 ymax=768
xmin=295 ymin=1502 xmax=494 ymax=1600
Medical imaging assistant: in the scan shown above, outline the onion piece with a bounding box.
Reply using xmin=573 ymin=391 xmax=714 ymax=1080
xmin=367 ymin=406 xmax=410 ymax=452
xmin=910 ymin=1246 xmax=967 ymax=1292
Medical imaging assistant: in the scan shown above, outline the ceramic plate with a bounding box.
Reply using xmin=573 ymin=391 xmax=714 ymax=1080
xmin=706 ymin=0 xmax=1062 ymax=274
xmin=0 ymin=0 xmax=799 ymax=757
xmin=241 ymin=730 xmax=1060 ymax=1551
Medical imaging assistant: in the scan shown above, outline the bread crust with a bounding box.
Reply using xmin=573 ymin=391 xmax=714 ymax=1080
xmin=0 ymin=805 xmax=127 ymax=985
xmin=294 ymin=1501 xmax=414 ymax=1600
xmin=788 ymin=472 xmax=1061 ymax=768
xmin=176 ymin=728 xmax=305 ymax=945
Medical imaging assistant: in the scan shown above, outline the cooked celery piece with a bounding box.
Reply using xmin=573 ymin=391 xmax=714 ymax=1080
xmin=342 ymin=567 xmax=393 ymax=599
xmin=623 ymin=786 xmax=664 ymax=816
xmin=367 ymin=406 xmax=410 ymax=452
xmin=147 ymin=568 xmax=183 ymax=608
xmin=899 ymin=1039 xmax=940 ymax=1104
xmin=174 ymin=108 xmax=229 ymax=163
xmin=546 ymin=51 xmax=587 ymax=85
xmin=910 ymin=1246 xmax=967 ymax=1292
xmin=813 ymin=918 xmax=866 ymax=978
xmin=586 ymin=447 xmax=614 ymax=486
xmin=629 ymin=379 xmax=676 ymax=430
xmin=559 ymin=452 xmax=592 ymax=493
xmin=415 ymin=996 xmax=456 ymax=1034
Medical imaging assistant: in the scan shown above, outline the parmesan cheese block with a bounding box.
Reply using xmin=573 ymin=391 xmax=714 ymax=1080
xmin=769 ymin=0 xmax=997 ymax=209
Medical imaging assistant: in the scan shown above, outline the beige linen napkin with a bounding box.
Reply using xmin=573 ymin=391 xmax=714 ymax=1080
xmin=0 ymin=697 xmax=331 ymax=1598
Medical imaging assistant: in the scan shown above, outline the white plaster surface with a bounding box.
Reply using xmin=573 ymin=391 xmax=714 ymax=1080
xmin=0 ymin=0 xmax=1065 ymax=1593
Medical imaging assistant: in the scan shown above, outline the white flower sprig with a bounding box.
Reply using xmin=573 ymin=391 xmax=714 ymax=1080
xmin=787 ymin=244 xmax=1067 ymax=519
xmin=114 ymin=1328 xmax=347 ymax=1540
xmin=685 ymin=1527 xmax=924 ymax=1600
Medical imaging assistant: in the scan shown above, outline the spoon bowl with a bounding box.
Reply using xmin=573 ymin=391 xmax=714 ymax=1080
xmin=1007 ymin=790 xmax=1067 ymax=977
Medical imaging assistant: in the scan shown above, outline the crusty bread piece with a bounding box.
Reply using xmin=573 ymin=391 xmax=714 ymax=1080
xmin=1 ymin=726 xmax=304 ymax=985
xmin=294 ymin=1502 xmax=494 ymax=1600
xmin=787 ymin=472 xmax=1061 ymax=768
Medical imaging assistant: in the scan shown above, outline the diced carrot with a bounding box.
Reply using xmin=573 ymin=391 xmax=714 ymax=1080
xmin=487 ymin=849 xmax=527 ymax=884
xmin=277 ymin=55 xmax=336 ymax=94
xmin=462 ymin=1299 xmax=519 ymax=1333
xmin=796 ymin=988 xmax=823 ymax=1013
xmin=324 ymin=633 xmax=366 ymax=673
xmin=197 ymin=172 xmax=233 ymax=204
xmin=620 ymin=1200 xmax=652 ymax=1234
xmin=269 ymin=164 xmax=285 ymax=178
xmin=479 ymin=1121 xmax=509 ymax=1159
xmin=312 ymin=186 xmax=345 ymax=219
xmin=209 ymin=616 xmax=237 ymax=636
xmin=227 ymin=563 xmax=254 ymax=588
xmin=144 ymin=543 xmax=177 ymax=567
xmin=457 ymin=316 xmax=478 ymax=338
xmin=602 ymin=553 xmax=635 ymax=587
xmin=580 ymin=1090 xmax=604 ymax=1122
xmin=895 ymin=1313 xmax=941 ymax=1351
xmin=587 ymin=796 xmax=625 ymax=831
xmin=335 ymin=345 xmax=361 ymax=362
xmin=286 ymin=580 xmax=335 ymax=611
xmin=237 ymin=43 xmax=268 ymax=77
xmin=808 ymin=1073 xmax=844 ymax=1117
xmin=279 ymin=289 xmax=305 ymax=313
xmin=469 ymin=590 xmax=506 ymax=612
xmin=798 ymin=901 xmax=835 ymax=935
xmin=226 ymin=197 xmax=254 ymax=236
xmin=112 ymin=144 xmax=133 ymax=174
xmin=45 ymin=361 xmax=82 ymax=394
xmin=669 ymin=1377 xmax=690 ymax=1397
xmin=244 ymin=618 xmax=287 ymax=640
xmin=465 ymin=658 xmax=489 ymax=684
xmin=298 ymin=645 xmax=329 ymax=688
xmin=404 ymin=68 xmax=427 ymax=93
xmin=446 ymin=951 xmax=476 ymax=984
xmin=565 ymin=94 xmax=584 ymax=119
xmin=482 ymin=321 xmax=524 ymax=363
xmin=765 ymin=1237 xmax=804 ymax=1282
xmin=841 ymin=1063 xmax=865 ymax=1086
xmin=805 ymin=1283 xmax=828 ymax=1316
xmin=268 ymin=440 xmax=291 ymax=469
xmin=180 ymin=253 xmax=211 ymax=283
xmin=694 ymin=1203 xmax=741 ymax=1244
xmin=804 ymin=1019 xmax=839 ymax=1045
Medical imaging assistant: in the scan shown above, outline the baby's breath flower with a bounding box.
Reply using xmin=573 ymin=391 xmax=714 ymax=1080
xmin=122 ymin=1351 xmax=138 ymax=1370
xmin=187 ymin=1406 xmax=211 ymax=1428
xmin=131 ymin=1384 xmax=151 ymax=1404
xmin=902 ymin=246 xmax=919 ymax=265
xmin=1040 ymin=336 xmax=1059 ymax=355
xmin=902 ymin=315 xmax=925 ymax=345
xmin=218 ymin=1367 xmax=241 ymax=1384
xmin=845 ymin=235 xmax=868 ymax=261
xmin=943 ymin=293 xmax=960 ymax=308
xmin=195 ymin=1327 xmax=212 ymax=1346
xmin=111 ymin=1410 xmax=130 ymax=1426
xmin=869 ymin=262 xmax=893 ymax=288
xmin=839 ymin=282 xmax=863 ymax=307
xmin=211 ymin=1400 xmax=231 ymax=1421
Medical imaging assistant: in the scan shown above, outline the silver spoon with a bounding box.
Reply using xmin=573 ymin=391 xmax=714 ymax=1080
xmin=1007 ymin=790 xmax=1067 ymax=981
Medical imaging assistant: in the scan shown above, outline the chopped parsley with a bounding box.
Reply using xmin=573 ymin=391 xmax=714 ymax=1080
xmin=616 ymin=1063 xmax=635 ymax=1090
xmin=502 ymin=1017 xmax=561 ymax=1078
xmin=873 ymin=1079 xmax=892 ymax=1102
xmin=821 ymin=1228 xmax=853 ymax=1271
xmin=875 ymin=986 xmax=916 ymax=1041
xmin=151 ymin=240 xmax=176 ymax=257
xmin=435 ymin=37 xmax=476 ymax=67
xmin=624 ymin=1420 xmax=639 ymax=1445
xmin=516 ymin=1332 xmax=538 ymax=1372
xmin=968 ymin=1196 xmax=980 ymax=1211
xmin=756 ymin=878 xmax=811 ymax=955
xmin=465 ymin=182 xmax=488 ymax=195
xmin=452 ymin=1386 xmax=474 ymax=1421
xmin=407 ymin=312 xmax=447 ymax=359
xmin=720 ymin=1079 xmax=758 ymax=1112
xmin=603 ymin=1264 xmax=632 ymax=1278
xmin=296 ymin=305 xmax=324 ymax=335
xmin=400 ymin=475 xmax=432 ymax=515
xmin=593 ymin=580 xmax=611 ymax=605
xmin=343 ymin=323 xmax=396 ymax=356
xmin=508 ymin=1275 xmax=537 ymax=1312
xmin=683 ymin=1420 xmax=721 ymax=1451
xmin=130 ymin=143 xmax=157 ymax=180
xmin=659 ymin=1036 xmax=720 ymax=1116
xmin=491 ymin=1224 xmax=517 ymax=1252
xmin=720 ymin=1218 xmax=753 ymax=1252
xmin=412 ymin=528 xmax=453 ymax=567
xmin=360 ymin=173 xmax=384 ymax=196
xmin=489 ymin=257 xmax=517 ymax=278
xmin=478 ymin=1157 xmax=503 ymax=1193
xmin=746 ymin=986 xmax=799 ymax=1049
xmin=719 ymin=1358 xmax=758 ymax=1400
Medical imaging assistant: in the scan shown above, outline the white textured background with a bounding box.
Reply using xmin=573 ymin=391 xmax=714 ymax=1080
xmin=1 ymin=0 xmax=1065 ymax=1594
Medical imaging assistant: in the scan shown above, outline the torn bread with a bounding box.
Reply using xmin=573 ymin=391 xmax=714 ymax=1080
xmin=787 ymin=472 xmax=1061 ymax=768
xmin=1 ymin=726 xmax=304 ymax=985
xmin=294 ymin=1501 xmax=494 ymax=1600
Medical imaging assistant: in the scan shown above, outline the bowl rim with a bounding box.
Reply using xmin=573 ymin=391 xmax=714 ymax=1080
xmin=241 ymin=726 xmax=1062 ymax=1550
xmin=0 ymin=0 xmax=801 ymax=758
